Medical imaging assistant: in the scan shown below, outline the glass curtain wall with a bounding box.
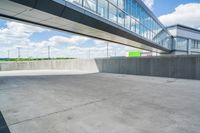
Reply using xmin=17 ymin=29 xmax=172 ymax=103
xmin=171 ymin=38 xmax=200 ymax=52
xmin=64 ymin=0 xmax=172 ymax=49
xmin=174 ymin=37 xmax=188 ymax=51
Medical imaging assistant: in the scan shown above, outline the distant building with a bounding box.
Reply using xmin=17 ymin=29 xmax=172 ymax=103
xmin=167 ymin=25 xmax=200 ymax=55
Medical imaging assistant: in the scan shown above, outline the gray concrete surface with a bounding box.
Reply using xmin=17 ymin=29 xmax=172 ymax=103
xmin=1 ymin=55 xmax=200 ymax=80
xmin=0 ymin=59 xmax=99 ymax=73
xmin=99 ymin=55 xmax=200 ymax=80
xmin=0 ymin=70 xmax=92 ymax=77
xmin=0 ymin=70 xmax=200 ymax=133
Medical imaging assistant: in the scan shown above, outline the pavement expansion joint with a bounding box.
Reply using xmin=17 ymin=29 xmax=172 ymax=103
xmin=8 ymin=98 xmax=106 ymax=127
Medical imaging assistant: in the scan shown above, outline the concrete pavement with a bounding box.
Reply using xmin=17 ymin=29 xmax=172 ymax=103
xmin=0 ymin=70 xmax=200 ymax=133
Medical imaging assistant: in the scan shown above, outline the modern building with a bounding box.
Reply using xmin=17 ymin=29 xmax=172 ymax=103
xmin=167 ymin=25 xmax=200 ymax=55
xmin=0 ymin=0 xmax=199 ymax=55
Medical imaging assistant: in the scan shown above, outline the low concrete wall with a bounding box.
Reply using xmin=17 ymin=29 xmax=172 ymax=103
xmin=0 ymin=55 xmax=200 ymax=80
xmin=0 ymin=59 xmax=99 ymax=73
xmin=97 ymin=55 xmax=200 ymax=80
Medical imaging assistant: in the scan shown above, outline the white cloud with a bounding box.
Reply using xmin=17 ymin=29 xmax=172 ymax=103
xmin=142 ymin=0 xmax=154 ymax=10
xmin=0 ymin=21 xmax=47 ymax=48
xmin=0 ymin=20 xmax=139 ymax=59
xmin=159 ymin=3 xmax=200 ymax=28
xmin=7 ymin=22 xmax=45 ymax=34
xmin=0 ymin=22 xmax=45 ymax=39
xmin=49 ymin=35 xmax=89 ymax=45
xmin=29 ymin=35 xmax=89 ymax=48
xmin=0 ymin=21 xmax=89 ymax=48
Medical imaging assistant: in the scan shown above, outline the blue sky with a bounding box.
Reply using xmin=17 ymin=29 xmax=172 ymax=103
xmin=0 ymin=0 xmax=200 ymax=58
xmin=153 ymin=0 xmax=200 ymax=16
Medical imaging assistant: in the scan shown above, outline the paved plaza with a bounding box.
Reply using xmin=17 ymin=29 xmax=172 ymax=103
xmin=0 ymin=70 xmax=200 ymax=133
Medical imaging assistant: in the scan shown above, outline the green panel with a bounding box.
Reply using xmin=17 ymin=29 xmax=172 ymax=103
xmin=128 ymin=51 xmax=141 ymax=57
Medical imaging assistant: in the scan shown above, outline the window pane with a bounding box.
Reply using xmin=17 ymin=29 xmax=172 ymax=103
xmin=125 ymin=0 xmax=131 ymax=14
xmin=118 ymin=9 xmax=125 ymax=27
xmin=139 ymin=24 xmax=144 ymax=36
xmin=191 ymin=40 xmax=195 ymax=49
xmin=144 ymin=12 xmax=149 ymax=28
xmin=146 ymin=15 xmax=151 ymax=30
xmin=190 ymin=40 xmax=200 ymax=49
xmin=140 ymin=8 xmax=145 ymax=24
xmin=109 ymin=0 xmax=117 ymax=6
xmin=131 ymin=0 xmax=136 ymax=19
xmin=84 ymin=0 xmax=96 ymax=11
xmin=136 ymin=21 xmax=139 ymax=34
xmin=148 ymin=30 xmax=151 ymax=40
xmin=131 ymin=18 xmax=136 ymax=32
xmin=152 ymin=21 xmax=156 ymax=34
xmin=175 ymin=38 xmax=187 ymax=50
xmin=66 ymin=0 xmax=82 ymax=5
xmin=125 ymin=15 xmax=131 ymax=29
xmin=98 ymin=0 xmax=108 ymax=18
xmin=144 ymin=27 xmax=147 ymax=38
xmin=198 ymin=41 xmax=200 ymax=49
xmin=157 ymin=24 xmax=162 ymax=33
xmin=118 ymin=0 xmax=125 ymax=10
xmin=136 ymin=2 xmax=140 ymax=22
xmin=162 ymin=37 xmax=171 ymax=49
xmin=150 ymin=17 xmax=153 ymax=31
xmin=109 ymin=4 xmax=117 ymax=23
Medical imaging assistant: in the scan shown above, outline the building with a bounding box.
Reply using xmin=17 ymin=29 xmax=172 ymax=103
xmin=167 ymin=25 xmax=200 ymax=55
xmin=0 ymin=0 xmax=199 ymax=55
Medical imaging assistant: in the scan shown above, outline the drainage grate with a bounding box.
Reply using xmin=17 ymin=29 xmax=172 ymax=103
xmin=0 ymin=111 xmax=11 ymax=133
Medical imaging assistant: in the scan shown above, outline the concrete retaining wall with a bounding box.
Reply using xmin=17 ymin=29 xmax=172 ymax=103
xmin=97 ymin=55 xmax=200 ymax=80
xmin=0 ymin=55 xmax=200 ymax=80
xmin=0 ymin=59 xmax=99 ymax=73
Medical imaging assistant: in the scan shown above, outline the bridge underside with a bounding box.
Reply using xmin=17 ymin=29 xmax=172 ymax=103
xmin=0 ymin=0 xmax=170 ymax=53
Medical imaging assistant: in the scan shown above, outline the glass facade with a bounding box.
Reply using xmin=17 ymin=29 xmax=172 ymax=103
xmin=63 ymin=0 xmax=172 ymax=49
xmin=171 ymin=37 xmax=200 ymax=53
xmin=174 ymin=37 xmax=188 ymax=51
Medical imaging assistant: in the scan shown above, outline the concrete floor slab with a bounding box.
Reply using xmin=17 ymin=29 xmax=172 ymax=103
xmin=0 ymin=70 xmax=200 ymax=133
